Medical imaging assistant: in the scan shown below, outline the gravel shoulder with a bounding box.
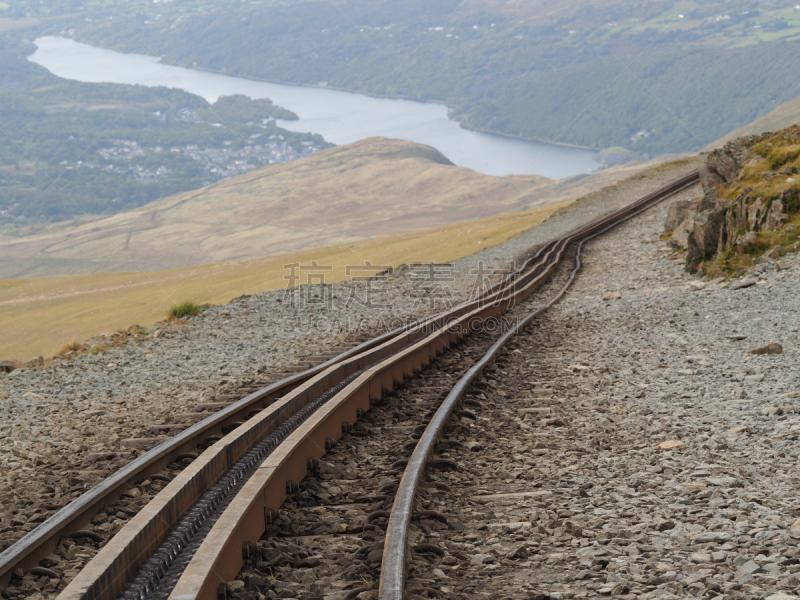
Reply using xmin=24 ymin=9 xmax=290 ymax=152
xmin=0 ymin=157 xmax=701 ymax=556
xmin=406 ymin=179 xmax=800 ymax=600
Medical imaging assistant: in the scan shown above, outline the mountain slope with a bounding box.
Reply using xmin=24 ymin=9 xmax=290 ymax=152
xmin=709 ymin=95 xmax=800 ymax=149
xmin=73 ymin=0 xmax=800 ymax=155
xmin=0 ymin=138 xmax=557 ymax=278
xmin=0 ymin=202 xmax=568 ymax=360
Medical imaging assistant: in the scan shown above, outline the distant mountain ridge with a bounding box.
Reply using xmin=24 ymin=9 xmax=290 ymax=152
xmin=71 ymin=0 xmax=800 ymax=155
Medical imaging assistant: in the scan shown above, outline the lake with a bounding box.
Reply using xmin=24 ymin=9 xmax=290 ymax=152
xmin=29 ymin=36 xmax=599 ymax=179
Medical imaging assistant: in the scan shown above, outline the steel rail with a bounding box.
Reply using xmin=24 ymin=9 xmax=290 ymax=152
xmin=378 ymin=170 xmax=700 ymax=600
xmin=49 ymin=216 xmax=575 ymax=600
xmin=0 ymin=318 xmax=426 ymax=589
xmin=165 ymin=235 xmax=567 ymax=600
xmin=61 ymin=246 xmax=566 ymax=600
xmin=0 ymin=169 xmax=696 ymax=599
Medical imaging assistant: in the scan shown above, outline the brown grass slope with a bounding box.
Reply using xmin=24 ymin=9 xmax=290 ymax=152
xmin=0 ymin=138 xmax=556 ymax=278
xmin=0 ymin=137 xmax=674 ymax=279
xmin=0 ymin=202 xmax=568 ymax=361
xmin=0 ymin=143 xmax=687 ymax=360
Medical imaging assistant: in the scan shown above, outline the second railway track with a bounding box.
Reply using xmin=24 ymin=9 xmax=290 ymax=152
xmin=0 ymin=171 xmax=700 ymax=600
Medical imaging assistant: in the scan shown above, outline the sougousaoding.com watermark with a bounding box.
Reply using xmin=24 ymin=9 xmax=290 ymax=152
xmin=280 ymin=259 xmax=518 ymax=312
xmin=282 ymin=313 xmax=524 ymax=335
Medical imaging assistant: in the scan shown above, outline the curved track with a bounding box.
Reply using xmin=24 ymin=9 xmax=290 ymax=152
xmin=379 ymin=170 xmax=699 ymax=600
xmin=0 ymin=171 xmax=699 ymax=600
xmin=0 ymin=254 xmax=537 ymax=590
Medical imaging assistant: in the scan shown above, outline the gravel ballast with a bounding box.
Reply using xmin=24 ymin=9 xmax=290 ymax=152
xmin=406 ymin=180 xmax=800 ymax=600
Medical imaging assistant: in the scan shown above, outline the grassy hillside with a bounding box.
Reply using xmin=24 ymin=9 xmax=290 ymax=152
xmin=0 ymin=202 xmax=568 ymax=361
xmin=0 ymin=138 xmax=554 ymax=278
xmin=66 ymin=0 xmax=800 ymax=155
xmin=0 ymin=148 xmax=690 ymax=361
xmin=1 ymin=137 xmax=664 ymax=279
xmin=709 ymin=95 xmax=800 ymax=149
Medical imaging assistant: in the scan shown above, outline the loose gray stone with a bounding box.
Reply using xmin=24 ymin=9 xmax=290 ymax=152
xmin=692 ymin=532 xmax=732 ymax=544
xmin=706 ymin=476 xmax=743 ymax=487
xmin=730 ymin=278 xmax=757 ymax=289
xmin=747 ymin=342 xmax=783 ymax=355
xmin=737 ymin=560 xmax=762 ymax=576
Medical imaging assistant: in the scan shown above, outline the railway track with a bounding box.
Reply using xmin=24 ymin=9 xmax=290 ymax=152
xmin=217 ymin=244 xmax=588 ymax=600
xmin=0 ymin=170 xmax=699 ymax=600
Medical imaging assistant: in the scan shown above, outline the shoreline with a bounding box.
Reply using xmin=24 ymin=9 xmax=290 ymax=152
xmin=60 ymin=34 xmax=601 ymax=156
xmin=172 ymin=61 xmax=601 ymax=153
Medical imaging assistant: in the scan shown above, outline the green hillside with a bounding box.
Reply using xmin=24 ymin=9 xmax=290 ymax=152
xmin=0 ymin=34 xmax=326 ymax=227
xmin=49 ymin=0 xmax=800 ymax=156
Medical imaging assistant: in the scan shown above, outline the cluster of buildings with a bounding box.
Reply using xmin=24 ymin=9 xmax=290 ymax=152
xmin=182 ymin=137 xmax=320 ymax=180
xmin=95 ymin=136 xmax=322 ymax=184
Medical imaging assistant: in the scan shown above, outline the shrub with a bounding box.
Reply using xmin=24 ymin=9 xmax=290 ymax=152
xmin=167 ymin=301 xmax=202 ymax=321
xmin=57 ymin=340 xmax=84 ymax=355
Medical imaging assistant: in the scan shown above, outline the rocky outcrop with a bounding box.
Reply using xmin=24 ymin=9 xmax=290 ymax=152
xmin=664 ymin=200 xmax=695 ymax=232
xmin=699 ymin=141 xmax=748 ymax=188
xmin=666 ymin=130 xmax=799 ymax=272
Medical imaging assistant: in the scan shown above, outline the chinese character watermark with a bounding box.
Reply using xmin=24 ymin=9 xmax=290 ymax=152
xmin=282 ymin=261 xmax=333 ymax=308
xmin=344 ymin=261 xmax=394 ymax=309
xmin=469 ymin=260 xmax=517 ymax=304
xmin=409 ymin=261 xmax=455 ymax=310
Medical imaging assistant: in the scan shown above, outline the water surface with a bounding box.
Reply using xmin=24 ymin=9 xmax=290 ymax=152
xmin=30 ymin=36 xmax=599 ymax=179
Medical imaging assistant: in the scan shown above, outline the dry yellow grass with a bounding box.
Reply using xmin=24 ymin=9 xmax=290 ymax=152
xmin=0 ymin=136 xmax=680 ymax=360
xmin=1 ymin=137 xmax=672 ymax=279
xmin=0 ymin=138 xmax=554 ymax=278
xmin=0 ymin=201 xmax=568 ymax=361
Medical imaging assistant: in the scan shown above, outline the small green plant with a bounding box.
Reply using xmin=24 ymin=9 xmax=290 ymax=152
xmin=167 ymin=301 xmax=202 ymax=321
xmin=705 ymin=214 xmax=800 ymax=278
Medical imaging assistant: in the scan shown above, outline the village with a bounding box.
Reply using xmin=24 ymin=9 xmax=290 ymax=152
xmin=95 ymin=136 xmax=322 ymax=185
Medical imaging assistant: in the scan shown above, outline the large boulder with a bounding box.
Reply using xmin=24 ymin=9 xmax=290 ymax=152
xmin=698 ymin=142 xmax=747 ymax=192
xmin=670 ymin=220 xmax=692 ymax=250
xmin=698 ymin=163 xmax=726 ymax=192
xmin=705 ymin=149 xmax=743 ymax=186
xmin=765 ymin=190 xmax=791 ymax=231
xmin=747 ymin=196 xmax=768 ymax=231
xmin=685 ymin=208 xmax=728 ymax=273
xmin=664 ymin=200 xmax=696 ymax=232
